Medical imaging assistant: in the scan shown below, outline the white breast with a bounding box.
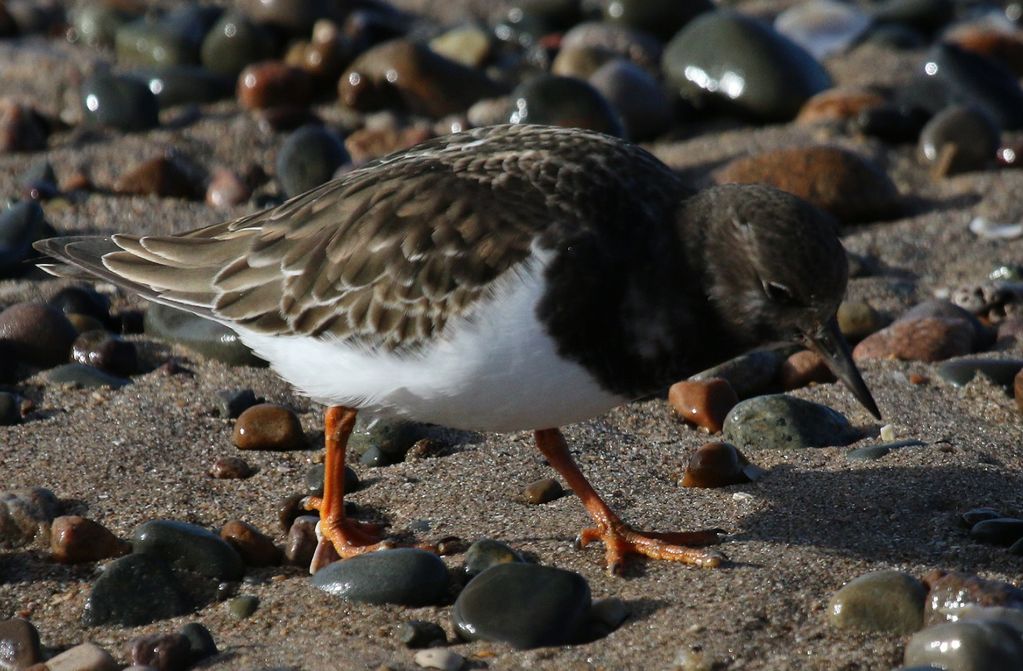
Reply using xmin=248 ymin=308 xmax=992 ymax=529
xmin=235 ymin=253 xmax=629 ymax=432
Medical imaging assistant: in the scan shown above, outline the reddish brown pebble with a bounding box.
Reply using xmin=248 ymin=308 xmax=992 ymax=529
xmin=344 ymin=124 xmax=433 ymax=164
xmin=668 ymin=378 xmax=738 ymax=434
xmin=233 ymin=403 xmax=307 ymax=451
xmin=209 ymin=456 xmax=255 ymax=479
xmin=853 ymin=317 xmax=974 ymax=363
xmin=0 ymin=99 xmax=48 ymax=152
xmin=205 ymin=168 xmax=251 ymax=209
xmin=284 ymin=19 xmax=350 ymax=86
xmin=278 ymin=492 xmax=311 ymax=532
xmin=682 ymin=441 xmax=762 ymax=488
xmin=922 ymin=569 xmax=1023 ymax=625
xmin=285 ymin=515 xmax=318 ymax=566
xmin=908 ymin=373 xmax=929 ymax=385
xmin=115 ymin=156 xmax=200 ymax=199
xmin=50 ymin=515 xmax=130 ymax=563
xmin=946 ymin=25 xmax=1023 ymax=77
xmin=795 ymin=86 xmax=887 ymax=125
xmin=0 ymin=302 xmax=78 ymax=368
xmin=523 ymin=477 xmax=563 ymax=504
xmin=220 ymin=520 xmax=283 ymax=567
xmin=714 ymin=145 xmax=902 ymax=225
xmin=128 ymin=632 xmax=191 ymax=671
xmin=779 ymin=350 xmax=836 ymax=390
xmin=60 ymin=171 xmax=92 ymax=192
xmin=237 ymin=61 xmax=312 ymax=110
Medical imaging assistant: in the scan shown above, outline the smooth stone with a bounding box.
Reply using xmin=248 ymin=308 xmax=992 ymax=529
xmin=551 ymin=43 xmax=616 ymax=80
xmin=131 ymin=519 xmax=244 ymax=581
xmin=312 ymin=548 xmax=449 ymax=606
xmin=71 ymin=4 xmax=139 ymax=48
xmin=871 ymin=0 xmax=954 ymax=34
xmin=214 ymin=388 xmax=258 ymax=419
xmin=350 ymin=419 xmax=432 ymax=460
xmin=81 ymin=72 xmax=160 ymax=132
xmin=414 ymin=648 xmax=464 ymax=671
xmin=796 ymin=86 xmax=887 ymax=125
xmin=0 ymin=100 xmax=49 ymax=153
xmin=453 ymin=563 xmax=592 ymax=649
xmin=919 ymin=104 xmax=1000 ymax=174
xmin=937 ymin=359 xmax=1023 ymax=388
xmin=846 ymin=440 xmax=924 ymax=461
xmin=343 ymin=121 xmax=432 ymax=164
xmin=837 ymin=301 xmax=884 ymax=341
xmin=774 ymin=0 xmax=871 ymax=60
xmin=828 ymin=570 xmax=926 ymax=634
xmin=924 ymin=43 xmax=1023 ymax=130
xmin=464 ymin=539 xmax=522 ymax=578
xmin=589 ymin=597 xmax=630 ymax=636
xmin=722 ymin=394 xmax=859 ymax=451
xmin=144 ymin=303 xmax=265 ymax=366
xmin=180 ymin=622 xmax=218 ymax=662
xmin=509 ymin=74 xmax=624 ymax=137
xmin=0 ymin=201 xmax=48 ymax=276
xmin=237 ymin=0 xmax=327 ymax=36
xmin=115 ymin=155 xmax=201 ymax=200
xmin=853 ymin=318 xmax=975 ymax=363
xmin=398 ymin=620 xmax=448 ymax=648
xmin=924 ymin=570 xmax=1023 ymax=624
xmin=206 ymin=167 xmax=252 ymax=209
xmin=71 ymin=330 xmax=137 ymax=376
xmin=276 ymin=124 xmax=349 ymax=199
xmin=220 ymin=520 xmax=282 ymax=566
xmin=429 ymin=25 xmax=492 ymax=69
xmin=284 ymin=515 xmax=318 ymax=567
xmin=970 ymin=518 xmax=1023 ymax=546
xmin=237 ymin=61 xmax=313 ymax=110
xmin=779 ymin=350 xmax=835 ymax=390
xmin=588 ymin=59 xmax=672 ymax=140
xmin=523 ymin=477 xmax=563 ymax=504
xmin=669 ymin=378 xmax=738 ymax=434
xmin=0 ymin=617 xmax=41 ymax=669
xmin=691 ymin=349 xmax=784 ymax=399
xmin=904 ymin=620 xmax=1023 ymax=670
xmin=962 ymin=507 xmax=1002 ymax=527
xmin=0 ymin=487 xmax=59 ymax=548
xmin=560 ymin=21 xmax=663 ymax=72
xmin=0 ymin=302 xmax=77 ymax=368
xmin=44 ymin=642 xmax=118 ymax=671
xmin=49 ymin=285 xmax=112 ymax=323
xmin=0 ymin=391 xmax=19 ymax=425
xmin=44 ymin=363 xmax=130 ymax=389
xmin=228 ymin=595 xmax=259 ymax=619
xmin=200 ymin=11 xmax=277 ymax=77
xmin=115 ymin=5 xmax=221 ymax=68
xmin=681 ymin=441 xmax=763 ymax=487
xmin=209 ymin=456 xmax=256 ymax=479
xmin=127 ymin=66 xmax=233 ymax=108
xmin=233 ymin=403 xmax=307 ymax=451
xmin=900 ymin=300 xmax=990 ymax=350
xmin=82 ymin=554 xmax=191 ymax=626
xmin=594 ymin=0 xmax=711 ymax=41
xmin=51 ymin=515 xmax=131 ymax=563
xmin=662 ymin=10 xmax=832 ymax=121
xmin=128 ymin=632 xmax=191 ymax=671
xmin=303 ymin=463 xmax=357 ymax=497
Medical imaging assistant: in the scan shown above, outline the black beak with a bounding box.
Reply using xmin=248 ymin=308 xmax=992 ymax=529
xmin=804 ymin=316 xmax=881 ymax=420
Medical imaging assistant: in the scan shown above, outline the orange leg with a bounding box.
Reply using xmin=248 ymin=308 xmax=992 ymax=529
xmin=534 ymin=428 xmax=725 ymax=574
xmin=303 ymin=406 xmax=392 ymax=573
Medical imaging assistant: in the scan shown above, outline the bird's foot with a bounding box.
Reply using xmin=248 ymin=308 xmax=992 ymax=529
xmin=304 ymin=495 xmax=394 ymax=573
xmin=575 ymin=521 xmax=726 ymax=575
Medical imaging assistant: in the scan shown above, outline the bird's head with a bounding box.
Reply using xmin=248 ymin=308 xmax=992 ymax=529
xmin=678 ymin=184 xmax=880 ymax=419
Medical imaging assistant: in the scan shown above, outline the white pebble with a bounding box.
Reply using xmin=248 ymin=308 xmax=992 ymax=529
xmin=732 ymin=492 xmax=755 ymax=503
xmin=414 ymin=648 xmax=464 ymax=671
xmin=880 ymin=424 xmax=895 ymax=442
xmin=969 ymin=216 xmax=1023 ymax=240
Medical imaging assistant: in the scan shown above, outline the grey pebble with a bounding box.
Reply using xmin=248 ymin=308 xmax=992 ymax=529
xmin=126 ymin=66 xmax=233 ymax=108
xmin=0 ymin=617 xmax=42 ymax=669
xmin=970 ymin=518 xmax=1023 ymax=547
xmin=180 ymin=621 xmax=218 ymax=661
xmin=276 ymin=124 xmax=350 ymax=199
xmin=44 ymin=363 xmax=131 ymax=389
xmin=214 ymin=388 xmax=258 ymax=419
xmin=463 ymin=538 xmax=522 ymax=578
xmin=312 ymin=548 xmax=449 ymax=606
xmin=919 ymin=104 xmax=1000 ymax=174
xmin=144 ymin=303 xmax=265 ymax=367
xmin=398 ymin=620 xmax=448 ymax=648
xmin=904 ymin=620 xmax=1023 ymax=670
xmin=131 ymin=519 xmax=244 ymax=581
xmin=509 ymin=74 xmax=624 ymax=138
xmin=846 ymin=439 xmax=925 ymax=461
xmin=937 ymin=358 xmax=1023 ymax=388
xmin=82 ymin=554 xmax=191 ymax=626
xmin=722 ymin=394 xmax=859 ymax=451
xmin=80 ymin=72 xmax=160 ymax=132
xmin=0 ymin=487 xmax=59 ymax=548
xmin=0 ymin=201 xmax=48 ymax=277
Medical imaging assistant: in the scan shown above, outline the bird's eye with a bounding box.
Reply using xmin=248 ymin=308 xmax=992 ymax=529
xmin=762 ymin=280 xmax=795 ymax=305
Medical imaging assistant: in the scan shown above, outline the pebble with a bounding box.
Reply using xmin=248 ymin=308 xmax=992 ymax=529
xmin=0 ymin=391 xmax=19 ymax=426
xmin=970 ymin=518 xmax=1023 ymax=546
xmin=948 ymin=24 xmax=1023 ymax=78
xmin=691 ymin=349 xmax=784 ymax=399
xmin=429 ymin=25 xmax=492 ymax=69
xmin=560 ymin=21 xmax=663 ymax=72
xmin=904 ymin=620 xmax=1023 ymax=669
xmin=0 ymin=99 xmax=48 ymax=153
xmin=588 ymin=597 xmax=629 ymax=637
xmin=71 ymin=330 xmax=137 ymax=376
xmin=846 ymin=439 xmax=924 ymax=461
xmin=237 ymin=0 xmax=327 ymax=36
xmin=44 ymin=363 xmax=131 ymax=389
xmin=304 ymin=463 xmax=357 ymax=497
xmin=714 ymin=146 xmax=901 ymax=225
xmin=209 ymin=456 xmax=256 ymax=479
xmin=220 ymin=519 xmax=283 ymax=566
xmin=81 ymin=72 xmax=160 ymax=132
xmin=508 ymin=74 xmax=623 ymax=137
xmin=131 ymin=519 xmax=244 ymax=581
xmin=900 ymin=300 xmax=990 ymax=350
xmin=551 ymin=43 xmax=614 ymax=79
xmin=82 ymin=554 xmax=191 ymax=626
xmin=463 ymin=538 xmax=522 ymax=578
xmin=452 ymin=562 xmax=591 ymax=648
xmin=128 ymin=632 xmax=192 ymax=671
xmin=0 ymin=201 xmax=48 ymax=277
xmin=796 ymin=86 xmax=887 ymax=125
xmin=0 ymin=617 xmax=41 ymax=669
xmin=588 ymin=59 xmax=672 ymax=140
xmin=350 ymin=419 xmax=432 ymax=463
xmin=344 ymin=122 xmax=432 ymax=164
xmin=284 ymin=515 xmax=318 ymax=566
xmin=51 ymin=515 xmax=131 ymax=563
xmin=920 ymin=104 xmax=1000 ymax=175
xmin=237 ymin=61 xmax=313 ymax=111
xmin=340 ymin=40 xmax=506 ymax=118
xmin=923 ymin=570 xmax=1023 ymax=624
xmin=115 ymin=6 xmax=220 ymax=67
xmin=205 ymin=168 xmax=251 ymax=209
xmin=200 ymin=11 xmax=277 ymax=78
xmin=49 ymin=286 xmax=112 ymax=324
xmin=969 ymin=217 xmax=1023 ymax=241
xmin=115 ymin=155 xmax=201 ymax=200
xmin=228 ymin=595 xmax=259 ymax=619
xmin=870 ymin=0 xmax=954 ymax=35
xmin=71 ymin=3 xmax=139 ymax=49
xmin=853 ymin=317 xmax=975 ymax=363
xmin=180 ymin=622 xmax=217 ymax=662
xmin=828 ymin=570 xmax=926 ymax=633
xmin=937 ymin=358 xmax=1023 ymax=388
xmin=414 ymin=648 xmax=464 ymax=671
xmin=681 ymin=441 xmax=763 ymax=488
xmin=595 ymin=0 xmax=711 ymax=41
xmin=923 ymin=43 xmax=1023 ymax=130
xmin=276 ymin=124 xmax=349 ymax=199
xmin=0 ymin=302 xmax=78 ymax=368
xmin=128 ymin=66 xmax=233 ymax=109
xmin=399 ymin=620 xmax=448 ymax=648
xmin=0 ymin=487 xmax=59 ymax=548
xmin=312 ymin=548 xmax=449 ymax=606
xmin=779 ymin=350 xmax=835 ymax=390
xmin=837 ymin=301 xmax=884 ymax=341
xmin=662 ymin=10 xmax=831 ymax=121
xmin=962 ymin=507 xmax=1002 ymax=527
xmin=233 ymin=403 xmax=307 ymax=451
xmin=44 ymin=642 xmax=118 ymax=671
xmin=144 ymin=303 xmax=264 ymax=366
xmin=774 ymin=1 xmax=870 ymax=60
xmin=668 ymin=378 xmax=738 ymax=434
xmin=722 ymin=394 xmax=859 ymax=451
xmin=523 ymin=477 xmax=563 ymax=504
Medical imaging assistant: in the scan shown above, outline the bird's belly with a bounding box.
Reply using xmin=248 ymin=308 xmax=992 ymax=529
xmin=236 ymin=262 xmax=629 ymax=432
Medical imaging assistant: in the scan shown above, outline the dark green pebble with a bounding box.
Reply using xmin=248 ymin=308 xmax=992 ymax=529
xmin=463 ymin=538 xmax=521 ymax=578
xmin=312 ymin=548 xmax=449 ymax=606
xmin=82 ymin=554 xmax=191 ymax=626
xmin=81 ymin=72 xmax=160 ymax=132
xmin=970 ymin=518 xmax=1023 ymax=546
xmin=276 ymin=124 xmax=349 ymax=199
xmin=228 ymin=595 xmax=259 ymax=619
xmin=131 ymin=519 xmax=244 ymax=581
xmin=44 ymin=363 xmax=130 ymax=389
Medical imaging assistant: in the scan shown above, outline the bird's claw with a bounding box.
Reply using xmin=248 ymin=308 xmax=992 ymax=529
xmin=573 ymin=523 xmax=727 ymax=573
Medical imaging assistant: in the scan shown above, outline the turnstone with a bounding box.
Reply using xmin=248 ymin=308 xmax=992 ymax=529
xmin=35 ymin=124 xmax=879 ymax=574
